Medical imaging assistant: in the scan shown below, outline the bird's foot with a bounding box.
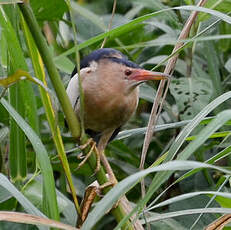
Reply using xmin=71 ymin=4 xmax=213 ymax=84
xmin=98 ymin=181 xmax=121 ymax=210
xmin=99 ymin=181 xmax=115 ymax=191
xmin=76 ymin=139 xmax=100 ymax=173
xmin=78 ymin=138 xmax=94 ymax=150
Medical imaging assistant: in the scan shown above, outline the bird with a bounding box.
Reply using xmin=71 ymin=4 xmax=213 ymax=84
xmin=66 ymin=48 xmax=169 ymax=183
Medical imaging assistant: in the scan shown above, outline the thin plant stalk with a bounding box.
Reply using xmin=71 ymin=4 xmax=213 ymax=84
xmin=101 ymin=0 xmax=117 ymax=48
xmin=139 ymin=0 xmax=208 ymax=198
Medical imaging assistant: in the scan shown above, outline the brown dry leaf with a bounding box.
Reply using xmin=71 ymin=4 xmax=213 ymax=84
xmin=205 ymin=214 xmax=231 ymax=230
xmin=77 ymin=181 xmax=101 ymax=227
xmin=0 ymin=211 xmax=78 ymax=230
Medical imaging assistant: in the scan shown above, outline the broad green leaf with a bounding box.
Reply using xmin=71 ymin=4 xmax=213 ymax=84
xmin=71 ymin=1 xmax=106 ymax=30
xmin=30 ymin=0 xmax=68 ymax=21
xmin=169 ymin=77 xmax=213 ymax=119
xmin=133 ymin=0 xmax=178 ymax=25
xmin=148 ymin=217 xmax=186 ymax=230
xmin=225 ymin=58 xmax=231 ymax=73
xmin=139 ymin=84 xmax=156 ymax=103
xmin=218 ymin=21 xmax=231 ymax=52
xmin=54 ymin=56 xmax=75 ymax=74
xmin=197 ymin=0 xmax=231 ymax=22
xmin=203 ymin=41 xmax=222 ymax=98
xmin=23 ymin=179 xmax=76 ymax=225
xmin=214 ymin=196 xmax=231 ymax=208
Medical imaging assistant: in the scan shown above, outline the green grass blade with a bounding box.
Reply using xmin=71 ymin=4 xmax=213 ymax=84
xmin=142 ymin=208 xmax=231 ymax=223
xmin=111 ymin=34 xmax=231 ymax=50
xmin=0 ymin=0 xmax=21 ymax=3
xmin=167 ymin=92 xmax=231 ymax=163
xmin=148 ymin=144 xmax=231 ymax=210
xmin=204 ymin=41 xmax=222 ymax=99
xmin=0 ymin=98 xmax=59 ymax=221
xmin=23 ymin=179 xmax=77 ymax=225
xmin=0 ymin=6 xmax=39 ymax=181
xmin=82 ymin=161 xmax=231 ymax=230
xmin=143 ymin=94 xmax=231 ymax=207
xmin=148 ymin=191 xmax=231 ymax=211
xmin=55 ymin=5 xmax=231 ymax=61
xmin=177 ymin=110 xmax=231 ymax=161
xmin=0 ymin=173 xmax=47 ymax=230
xmin=112 ymin=92 xmax=231 ymax=229
xmin=8 ymin=84 xmax=27 ymax=180
xmin=0 ymin=6 xmax=39 ymax=134
xmin=21 ymin=12 xmax=81 ymax=217
xmin=116 ymin=118 xmax=213 ymax=140
xmin=54 ymin=11 xmax=163 ymax=60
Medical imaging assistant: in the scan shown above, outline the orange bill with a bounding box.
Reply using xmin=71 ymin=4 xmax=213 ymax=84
xmin=129 ymin=69 xmax=170 ymax=81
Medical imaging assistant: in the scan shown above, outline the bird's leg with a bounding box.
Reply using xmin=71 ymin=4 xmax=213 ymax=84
xmin=97 ymin=130 xmax=118 ymax=185
xmin=93 ymin=144 xmax=101 ymax=174
xmin=78 ymin=138 xmax=94 ymax=151
xmin=100 ymin=152 xmax=117 ymax=185
xmin=76 ymin=129 xmax=117 ymax=186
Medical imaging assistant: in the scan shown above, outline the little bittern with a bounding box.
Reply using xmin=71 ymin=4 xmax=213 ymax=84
xmin=66 ymin=48 xmax=169 ymax=181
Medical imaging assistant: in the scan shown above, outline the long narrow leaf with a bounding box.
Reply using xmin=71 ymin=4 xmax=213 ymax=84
xmin=55 ymin=5 xmax=231 ymax=60
xmin=0 ymin=98 xmax=59 ymax=221
xmin=148 ymin=191 xmax=231 ymax=211
xmin=113 ymin=91 xmax=231 ymax=229
xmin=0 ymin=5 xmax=39 ymax=181
xmin=82 ymin=161 xmax=231 ymax=230
xmin=142 ymin=208 xmax=231 ymax=224
xmin=177 ymin=110 xmax=231 ymax=161
xmin=0 ymin=173 xmax=47 ymax=230
xmin=0 ymin=212 xmax=76 ymax=230
xmin=21 ymin=12 xmax=81 ymax=217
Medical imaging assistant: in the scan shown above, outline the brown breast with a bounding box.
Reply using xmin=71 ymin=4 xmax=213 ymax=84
xmin=79 ymin=83 xmax=139 ymax=132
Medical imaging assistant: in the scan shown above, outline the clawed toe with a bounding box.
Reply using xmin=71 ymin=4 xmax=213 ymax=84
xmin=75 ymin=139 xmax=101 ymax=173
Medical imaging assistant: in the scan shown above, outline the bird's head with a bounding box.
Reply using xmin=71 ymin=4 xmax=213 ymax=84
xmin=73 ymin=48 xmax=170 ymax=94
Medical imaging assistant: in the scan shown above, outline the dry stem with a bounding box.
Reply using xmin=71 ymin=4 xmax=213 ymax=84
xmin=139 ymin=0 xmax=208 ymax=198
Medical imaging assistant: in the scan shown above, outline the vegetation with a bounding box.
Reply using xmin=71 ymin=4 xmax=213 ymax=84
xmin=1 ymin=0 xmax=231 ymax=229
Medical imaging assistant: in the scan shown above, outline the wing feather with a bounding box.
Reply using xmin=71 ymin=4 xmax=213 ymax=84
xmin=66 ymin=73 xmax=79 ymax=109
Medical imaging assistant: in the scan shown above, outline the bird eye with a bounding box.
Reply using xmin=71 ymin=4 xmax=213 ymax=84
xmin=124 ymin=69 xmax=132 ymax=76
